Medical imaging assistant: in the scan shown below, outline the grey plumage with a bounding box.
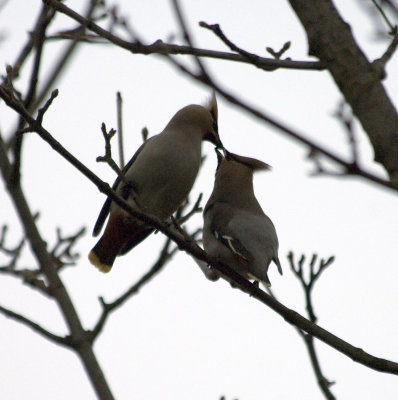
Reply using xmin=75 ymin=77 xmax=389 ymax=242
xmin=203 ymin=150 xmax=282 ymax=287
xmin=89 ymin=96 xmax=223 ymax=272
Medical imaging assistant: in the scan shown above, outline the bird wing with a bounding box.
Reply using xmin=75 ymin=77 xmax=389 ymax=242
xmin=206 ymin=202 xmax=252 ymax=264
xmin=92 ymin=137 xmax=153 ymax=237
xmin=210 ymin=204 xmax=281 ymax=274
xmin=228 ymin=210 xmax=279 ymax=262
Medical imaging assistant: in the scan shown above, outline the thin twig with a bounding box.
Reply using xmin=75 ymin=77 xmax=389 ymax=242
xmin=266 ymin=41 xmax=291 ymax=59
xmin=42 ymin=0 xmax=324 ymax=71
xmin=50 ymin=226 xmax=86 ymax=269
xmin=371 ymin=0 xmax=397 ymax=32
xmin=11 ymin=4 xmax=54 ymax=184
xmin=91 ymin=237 xmax=176 ymax=340
xmin=200 ymin=21 xmax=278 ymax=71
xmin=0 ymin=267 xmax=49 ymax=294
xmin=155 ymin=2 xmax=398 ymax=192
xmin=2 ymin=70 xmax=398 ymax=376
xmin=96 ymin=122 xmax=127 ymax=182
xmin=5 ymin=0 xmax=101 ymax=152
xmin=116 ymin=91 xmax=125 ymax=168
xmin=373 ymin=31 xmax=398 ymax=74
xmin=0 ymin=304 xmax=69 ymax=346
xmin=287 ymin=252 xmax=336 ymax=399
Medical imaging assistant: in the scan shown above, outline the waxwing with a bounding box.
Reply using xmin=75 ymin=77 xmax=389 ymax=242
xmin=202 ymin=150 xmax=282 ymax=287
xmin=89 ymin=96 xmax=223 ymax=272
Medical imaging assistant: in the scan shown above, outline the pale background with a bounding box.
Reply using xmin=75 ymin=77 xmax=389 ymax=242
xmin=0 ymin=1 xmax=397 ymax=399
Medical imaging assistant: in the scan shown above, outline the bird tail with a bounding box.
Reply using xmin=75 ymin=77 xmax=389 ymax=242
xmin=88 ymin=237 xmax=117 ymax=273
xmin=88 ymin=211 xmax=132 ymax=273
xmin=247 ymin=272 xmax=271 ymax=287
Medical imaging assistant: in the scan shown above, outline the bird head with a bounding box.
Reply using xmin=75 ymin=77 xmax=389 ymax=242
xmin=215 ymin=148 xmax=271 ymax=173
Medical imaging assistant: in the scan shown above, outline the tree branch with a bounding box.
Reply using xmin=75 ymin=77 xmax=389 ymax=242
xmin=0 ymin=303 xmax=68 ymax=346
xmin=288 ymin=252 xmax=336 ymax=399
xmin=11 ymin=3 xmax=55 ymax=184
xmin=288 ymin=0 xmax=398 ymax=183
xmin=0 ymin=114 xmax=115 ymax=400
xmin=199 ymin=21 xmax=279 ymax=71
xmin=42 ymin=0 xmax=323 ymax=71
xmin=91 ymin=237 xmax=177 ymax=341
xmin=40 ymin=0 xmax=398 ymax=192
xmin=1 ymin=86 xmax=398 ymax=375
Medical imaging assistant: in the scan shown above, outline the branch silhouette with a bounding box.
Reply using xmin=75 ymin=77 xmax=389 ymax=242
xmin=1 ymin=83 xmax=398 ymax=375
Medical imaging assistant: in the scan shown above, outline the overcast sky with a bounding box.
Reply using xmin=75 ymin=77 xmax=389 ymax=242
xmin=1 ymin=1 xmax=398 ymax=399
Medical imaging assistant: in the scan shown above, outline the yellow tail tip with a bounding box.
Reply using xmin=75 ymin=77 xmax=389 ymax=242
xmin=88 ymin=251 xmax=112 ymax=273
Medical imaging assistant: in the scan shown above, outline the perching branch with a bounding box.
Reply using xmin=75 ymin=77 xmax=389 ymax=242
xmin=2 ymin=84 xmax=398 ymax=376
xmin=90 ymin=194 xmax=202 ymax=341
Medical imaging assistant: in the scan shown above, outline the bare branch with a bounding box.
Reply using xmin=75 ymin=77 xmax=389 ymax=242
xmin=11 ymin=3 xmax=55 ymax=184
xmin=175 ymin=193 xmax=203 ymax=225
xmin=42 ymin=0 xmax=323 ymax=71
xmin=0 ymin=118 xmax=115 ymax=400
xmin=50 ymin=226 xmax=86 ymax=270
xmin=1 ymin=53 xmax=398 ymax=376
xmin=0 ymin=224 xmax=25 ymax=269
xmin=167 ymin=1 xmax=398 ymax=192
xmin=91 ymin=237 xmax=177 ymax=341
xmin=334 ymin=101 xmax=359 ymax=165
xmin=40 ymin=0 xmax=398 ymax=190
xmin=371 ymin=0 xmax=397 ymax=32
xmin=96 ymin=122 xmax=127 ymax=182
xmin=288 ymin=0 xmax=398 ymax=183
xmin=0 ymin=304 xmax=68 ymax=346
xmin=116 ymin=91 xmax=125 ymax=168
xmin=266 ymin=41 xmax=291 ymax=59
xmin=373 ymin=31 xmax=398 ymax=74
xmin=200 ymin=21 xmax=278 ymax=71
xmin=0 ymin=266 xmax=49 ymax=294
xmin=37 ymin=88 xmax=59 ymax=124
xmin=287 ymin=252 xmax=336 ymax=399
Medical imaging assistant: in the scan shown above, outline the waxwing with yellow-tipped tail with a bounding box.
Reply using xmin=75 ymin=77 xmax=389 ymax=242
xmin=202 ymin=150 xmax=282 ymax=287
xmin=89 ymin=95 xmax=223 ymax=272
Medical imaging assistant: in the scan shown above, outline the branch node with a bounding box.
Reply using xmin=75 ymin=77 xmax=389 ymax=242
xmin=37 ymin=89 xmax=59 ymax=124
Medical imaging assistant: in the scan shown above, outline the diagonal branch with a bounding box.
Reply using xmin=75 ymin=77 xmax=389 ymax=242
xmin=42 ymin=0 xmax=398 ymax=191
xmin=0 ymin=303 xmax=68 ymax=346
xmin=1 ymin=86 xmax=398 ymax=375
xmin=199 ymin=21 xmax=278 ymax=71
xmin=42 ymin=0 xmax=323 ymax=71
xmin=11 ymin=3 xmax=55 ymax=184
xmin=90 ymin=237 xmax=176 ymax=341
xmin=288 ymin=0 xmax=398 ymax=183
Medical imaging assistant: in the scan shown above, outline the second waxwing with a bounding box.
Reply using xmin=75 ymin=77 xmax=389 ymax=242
xmin=89 ymin=95 xmax=223 ymax=273
xmin=202 ymin=150 xmax=282 ymax=287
